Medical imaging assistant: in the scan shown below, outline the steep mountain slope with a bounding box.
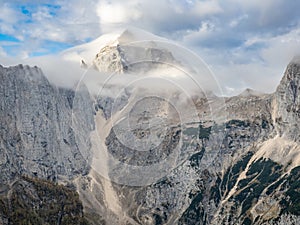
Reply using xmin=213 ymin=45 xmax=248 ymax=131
xmin=0 ymin=176 xmax=89 ymax=225
xmin=0 ymin=64 xmax=94 ymax=183
xmin=0 ymin=29 xmax=300 ymax=225
xmin=78 ymin=29 xmax=300 ymax=224
xmin=0 ymin=64 xmax=94 ymax=224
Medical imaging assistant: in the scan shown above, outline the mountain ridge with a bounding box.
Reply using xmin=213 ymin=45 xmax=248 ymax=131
xmin=0 ymin=40 xmax=300 ymax=224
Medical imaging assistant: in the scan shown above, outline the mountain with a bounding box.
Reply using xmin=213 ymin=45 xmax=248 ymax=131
xmin=238 ymin=88 xmax=266 ymax=98
xmin=0 ymin=29 xmax=300 ymax=225
xmin=0 ymin=64 xmax=94 ymax=224
xmin=61 ymin=28 xmax=168 ymax=71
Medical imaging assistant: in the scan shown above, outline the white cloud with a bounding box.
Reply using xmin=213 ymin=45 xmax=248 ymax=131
xmin=261 ymin=28 xmax=300 ymax=66
xmin=97 ymin=1 xmax=141 ymax=25
xmin=0 ymin=46 xmax=7 ymax=57
xmin=0 ymin=3 xmax=22 ymax=34
xmin=0 ymin=0 xmax=300 ymax=95
xmin=182 ymin=21 xmax=216 ymax=44
xmin=177 ymin=19 xmax=300 ymax=95
xmin=0 ymin=0 xmax=101 ymax=45
xmin=192 ymin=0 xmax=223 ymax=16
xmin=229 ymin=14 xmax=248 ymax=28
xmin=0 ymin=3 xmax=20 ymax=24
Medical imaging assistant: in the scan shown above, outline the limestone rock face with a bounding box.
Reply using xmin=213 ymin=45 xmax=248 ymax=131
xmin=274 ymin=62 xmax=300 ymax=141
xmin=92 ymin=30 xmax=176 ymax=74
xmin=1 ymin=45 xmax=300 ymax=225
xmin=0 ymin=64 xmax=94 ymax=183
xmin=86 ymin=60 xmax=300 ymax=225
xmin=93 ymin=44 xmax=125 ymax=73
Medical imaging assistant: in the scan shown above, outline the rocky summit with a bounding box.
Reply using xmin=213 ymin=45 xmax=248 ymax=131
xmin=0 ymin=30 xmax=300 ymax=225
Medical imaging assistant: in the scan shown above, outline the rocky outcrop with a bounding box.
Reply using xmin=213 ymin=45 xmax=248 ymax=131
xmin=1 ymin=43 xmax=300 ymax=225
xmin=92 ymin=30 xmax=177 ymax=74
xmin=274 ymin=61 xmax=300 ymax=141
xmin=0 ymin=64 xmax=94 ymax=183
xmin=87 ymin=60 xmax=300 ymax=225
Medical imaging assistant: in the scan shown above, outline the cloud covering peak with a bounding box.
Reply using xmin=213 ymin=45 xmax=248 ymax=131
xmin=0 ymin=0 xmax=299 ymax=95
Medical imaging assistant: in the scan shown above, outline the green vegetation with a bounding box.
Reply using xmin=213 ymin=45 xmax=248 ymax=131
xmin=153 ymin=213 xmax=163 ymax=225
xmin=235 ymin=158 xmax=282 ymax=216
xmin=189 ymin=146 xmax=205 ymax=168
xmin=183 ymin=127 xmax=198 ymax=136
xmin=226 ymin=120 xmax=250 ymax=128
xmin=0 ymin=176 xmax=89 ymax=225
xmin=178 ymin=191 xmax=205 ymax=225
xmin=220 ymin=152 xmax=253 ymax=196
xmin=180 ymin=156 xmax=300 ymax=224
xmin=210 ymin=176 xmax=222 ymax=204
xmin=266 ymin=176 xmax=285 ymax=195
xmin=199 ymin=124 xmax=211 ymax=139
xmin=243 ymin=217 xmax=252 ymax=225
xmin=261 ymin=119 xmax=269 ymax=129
xmin=280 ymin=166 xmax=300 ymax=215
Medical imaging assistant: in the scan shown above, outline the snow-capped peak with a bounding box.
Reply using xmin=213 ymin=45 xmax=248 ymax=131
xmin=60 ymin=27 xmax=165 ymax=67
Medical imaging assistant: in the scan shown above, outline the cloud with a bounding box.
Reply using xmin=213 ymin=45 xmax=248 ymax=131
xmin=0 ymin=3 xmax=20 ymax=24
xmin=193 ymin=28 xmax=300 ymax=95
xmin=97 ymin=1 xmax=142 ymax=25
xmin=0 ymin=0 xmax=300 ymax=95
xmin=260 ymin=28 xmax=300 ymax=66
xmin=192 ymin=0 xmax=223 ymax=16
xmin=0 ymin=0 xmax=101 ymax=57
xmin=0 ymin=3 xmax=24 ymax=35
xmin=95 ymin=0 xmax=224 ymax=34
xmin=0 ymin=46 xmax=7 ymax=57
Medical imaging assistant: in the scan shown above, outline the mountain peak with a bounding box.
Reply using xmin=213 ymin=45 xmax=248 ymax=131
xmin=238 ymin=88 xmax=264 ymax=97
xmin=89 ymin=28 xmax=175 ymax=73
xmin=274 ymin=61 xmax=300 ymax=141
xmin=277 ymin=61 xmax=300 ymax=92
xmin=61 ymin=27 xmax=165 ymax=68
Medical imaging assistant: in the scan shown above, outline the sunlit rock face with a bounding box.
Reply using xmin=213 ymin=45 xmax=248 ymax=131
xmin=87 ymin=37 xmax=300 ymax=224
xmin=92 ymin=31 xmax=177 ymax=74
xmin=274 ymin=61 xmax=300 ymax=141
xmin=93 ymin=44 xmax=125 ymax=73
xmin=1 ymin=29 xmax=300 ymax=225
xmin=0 ymin=64 xmax=94 ymax=183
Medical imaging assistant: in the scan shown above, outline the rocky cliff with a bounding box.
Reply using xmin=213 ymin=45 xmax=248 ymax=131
xmin=82 ymin=39 xmax=300 ymax=224
xmin=274 ymin=61 xmax=300 ymax=141
xmin=0 ymin=64 xmax=95 ymax=183
xmin=1 ymin=31 xmax=300 ymax=225
xmin=0 ymin=64 xmax=95 ymax=224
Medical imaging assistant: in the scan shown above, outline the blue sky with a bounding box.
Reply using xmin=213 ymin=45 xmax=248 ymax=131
xmin=0 ymin=1 xmax=90 ymax=57
xmin=0 ymin=0 xmax=300 ymax=94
